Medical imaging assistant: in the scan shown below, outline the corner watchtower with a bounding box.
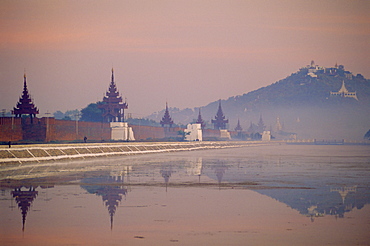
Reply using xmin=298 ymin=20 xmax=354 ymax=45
xmin=211 ymin=100 xmax=228 ymax=130
xmin=98 ymin=69 xmax=128 ymax=122
xmin=160 ymin=102 xmax=174 ymax=127
xmin=12 ymin=74 xmax=39 ymax=123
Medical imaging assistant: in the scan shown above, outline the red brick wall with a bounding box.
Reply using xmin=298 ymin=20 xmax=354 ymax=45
xmin=203 ymin=128 xmax=220 ymax=139
xmin=130 ymin=125 xmax=183 ymax=140
xmin=0 ymin=117 xmax=111 ymax=142
xmin=131 ymin=125 xmax=165 ymax=140
xmin=0 ymin=117 xmax=189 ymax=142
xmin=49 ymin=119 xmax=111 ymax=141
xmin=164 ymin=127 xmax=182 ymax=139
xmin=0 ymin=117 xmax=23 ymax=141
xmin=22 ymin=121 xmax=46 ymax=141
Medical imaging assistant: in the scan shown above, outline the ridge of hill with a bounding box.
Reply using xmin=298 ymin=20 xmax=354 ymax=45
xmin=147 ymin=63 xmax=370 ymax=140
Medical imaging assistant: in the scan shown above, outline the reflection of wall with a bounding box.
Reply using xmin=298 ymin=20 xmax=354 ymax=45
xmin=186 ymin=158 xmax=203 ymax=176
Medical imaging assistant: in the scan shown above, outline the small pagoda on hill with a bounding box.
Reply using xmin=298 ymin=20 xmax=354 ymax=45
xmin=234 ymin=118 xmax=243 ymax=132
xmin=196 ymin=108 xmax=206 ymax=129
xmin=12 ymin=74 xmax=39 ymax=123
xmin=160 ymin=102 xmax=174 ymax=127
xmin=257 ymin=115 xmax=266 ymax=133
xmin=212 ymin=100 xmax=228 ymax=130
xmin=330 ymin=80 xmax=358 ymax=100
xmin=98 ymin=69 xmax=128 ymax=122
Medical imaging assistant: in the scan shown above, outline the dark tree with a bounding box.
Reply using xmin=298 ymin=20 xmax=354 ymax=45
xmin=364 ymin=129 xmax=370 ymax=140
xmin=53 ymin=110 xmax=65 ymax=119
xmin=80 ymin=103 xmax=104 ymax=122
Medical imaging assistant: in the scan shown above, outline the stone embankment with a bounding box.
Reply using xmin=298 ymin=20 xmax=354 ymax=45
xmin=0 ymin=141 xmax=270 ymax=164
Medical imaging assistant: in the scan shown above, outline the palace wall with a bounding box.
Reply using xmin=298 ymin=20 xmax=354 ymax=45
xmin=0 ymin=117 xmax=229 ymax=143
xmin=0 ymin=117 xmax=23 ymax=142
xmin=130 ymin=125 xmax=165 ymax=140
xmin=203 ymin=128 xmax=221 ymax=140
xmin=0 ymin=117 xmax=111 ymax=142
xmin=50 ymin=119 xmax=111 ymax=142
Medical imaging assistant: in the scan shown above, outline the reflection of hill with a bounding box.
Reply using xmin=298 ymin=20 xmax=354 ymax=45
xmin=203 ymin=164 xmax=370 ymax=219
xmin=256 ymin=186 xmax=368 ymax=220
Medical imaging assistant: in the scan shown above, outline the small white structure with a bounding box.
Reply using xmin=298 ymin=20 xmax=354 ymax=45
xmin=184 ymin=123 xmax=202 ymax=141
xmin=110 ymin=122 xmax=135 ymax=141
xmin=262 ymin=131 xmax=271 ymax=141
xmin=330 ymin=80 xmax=358 ymax=100
xmin=220 ymin=129 xmax=231 ymax=139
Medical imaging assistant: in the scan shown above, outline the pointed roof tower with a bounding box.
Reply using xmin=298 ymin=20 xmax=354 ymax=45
xmin=211 ymin=100 xmax=228 ymax=130
xmin=98 ymin=69 xmax=128 ymax=122
xmin=196 ymin=108 xmax=206 ymax=129
xmin=234 ymin=118 xmax=243 ymax=132
xmin=330 ymin=80 xmax=358 ymax=100
xmin=12 ymin=74 xmax=39 ymax=123
xmin=160 ymin=102 xmax=174 ymax=127
xmin=257 ymin=115 xmax=266 ymax=133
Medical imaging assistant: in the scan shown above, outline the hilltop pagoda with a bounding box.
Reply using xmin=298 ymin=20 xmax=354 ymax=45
xmin=196 ymin=108 xmax=206 ymax=129
xmin=212 ymin=100 xmax=228 ymax=130
xmin=160 ymin=102 xmax=174 ymax=127
xmin=12 ymin=74 xmax=39 ymax=123
xmin=98 ymin=69 xmax=128 ymax=122
xmin=330 ymin=80 xmax=358 ymax=100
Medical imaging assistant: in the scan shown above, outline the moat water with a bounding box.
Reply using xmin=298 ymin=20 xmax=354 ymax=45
xmin=1 ymin=144 xmax=369 ymax=246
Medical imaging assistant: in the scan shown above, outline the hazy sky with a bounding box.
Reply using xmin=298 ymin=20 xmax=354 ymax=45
xmin=1 ymin=0 xmax=369 ymax=117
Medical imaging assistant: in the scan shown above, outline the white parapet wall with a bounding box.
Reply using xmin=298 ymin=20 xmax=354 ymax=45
xmin=262 ymin=131 xmax=271 ymax=141
xmin=220 ymin=129 xmax=231 ymax=140
xmin=110 ymin=122 xmax=135 ymax=141
xmin=184 ymin=123 xmax=202 ymax=141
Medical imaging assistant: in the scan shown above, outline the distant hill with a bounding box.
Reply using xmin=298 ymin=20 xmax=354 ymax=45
xmin=147 ymin=63 xmax=370 ymax=140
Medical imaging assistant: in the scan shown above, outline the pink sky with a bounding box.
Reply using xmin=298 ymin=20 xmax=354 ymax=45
xmin=0 ymin=0 xmax=369 ymax=117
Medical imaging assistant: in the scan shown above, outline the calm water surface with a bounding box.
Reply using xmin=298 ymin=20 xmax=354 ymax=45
xmin=0 ymin=144 xmax=369 ymax=246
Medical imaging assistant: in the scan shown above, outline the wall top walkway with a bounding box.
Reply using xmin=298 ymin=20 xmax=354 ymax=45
xmin=0 ymin=141 xmax=280 ymax=165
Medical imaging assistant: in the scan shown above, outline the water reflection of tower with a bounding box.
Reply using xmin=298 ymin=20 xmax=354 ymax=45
xmin=213 ymin=162 xmax=228 ymax=186
xmin=329 ymin=186 xmax=357 ymax=218
xmin=81 ymin=171 xmax=128 ymax=230
xmin=11 ymin=186 xmax=38 ymax=231
xmin=330 ymin=186 xmax=357 ymax=204
xmin=96 ymin=183 xmax=126 ymax=230
xmin=160 ymin=166 xmax=174 ymax=191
